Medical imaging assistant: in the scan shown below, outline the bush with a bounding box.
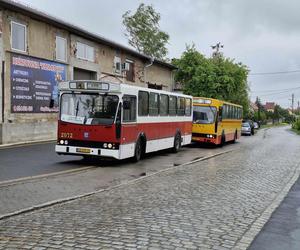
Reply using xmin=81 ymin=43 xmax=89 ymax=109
xmin=292 ymin=119 xmax=300 ymax=131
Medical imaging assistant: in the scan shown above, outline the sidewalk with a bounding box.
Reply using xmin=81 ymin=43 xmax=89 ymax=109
xmin=249 ymin=174 xmax=300 ymax=250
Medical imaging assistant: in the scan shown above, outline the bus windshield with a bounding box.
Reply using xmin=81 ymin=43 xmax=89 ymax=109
xmin=193 ymin=106 xmax=217 ymax=124
xmin=60 ymin=93 xmax=119 ymax=125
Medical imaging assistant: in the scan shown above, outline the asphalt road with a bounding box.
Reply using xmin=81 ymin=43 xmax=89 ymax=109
xmin=0 ymin=142 xmax=83 ymax=181
xmin=0 ymin=136 xmax=235 ymax=182
xmin=1 ymin=126 xmax=300 ymax=249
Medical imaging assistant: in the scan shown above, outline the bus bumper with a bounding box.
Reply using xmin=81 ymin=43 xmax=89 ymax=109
xmin=55 ymin=145 xmax=120 ymax=159
xmin=192 ymin=136 xmax=218 ymax=144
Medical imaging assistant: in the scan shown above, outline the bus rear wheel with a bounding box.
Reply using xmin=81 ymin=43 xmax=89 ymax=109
xmin=233 ymin=130 xmax=237 ymax=143
xmin=133 ymin=139 xmax=142 ymax=162
xmin=172 ymin=133 xmax=181 ymax=153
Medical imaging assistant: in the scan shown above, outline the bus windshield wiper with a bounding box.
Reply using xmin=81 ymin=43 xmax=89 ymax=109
xmin=75 ymin=100 xmax=79 ymax=117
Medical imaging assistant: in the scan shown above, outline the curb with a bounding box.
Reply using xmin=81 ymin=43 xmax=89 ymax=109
xmin=0 ymin=139 xmax=56 ymax=149
xmin=0 ymin=149 xmax=234 ymax=221
xmin=233 ymin=165 xmax=300 ymax=250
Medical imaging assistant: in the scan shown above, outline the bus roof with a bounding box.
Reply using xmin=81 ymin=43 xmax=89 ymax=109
xmin=58 ymin=80 xmax=192 ymax=99
xmin=193 ymin=97 xmax=243 ymax=108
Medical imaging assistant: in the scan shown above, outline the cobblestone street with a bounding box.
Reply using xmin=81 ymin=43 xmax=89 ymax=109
xmin=1 ymin=126 xmax=300 ymax=249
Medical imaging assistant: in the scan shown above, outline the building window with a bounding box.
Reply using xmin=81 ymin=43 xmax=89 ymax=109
xmin=114 ymin=56 xmax=121 ymax=74
xmin=125 ymin=60 xmax=135 ymax=82
xmin=76 ymin=42 xmax=94 ymax=62
xmin=148 ymin=83 xmax=163 ymax=90
xmin=138 ymin=91 xmax=149 ymax=116
xmin=11 ymin=21 xmax=26 ymax=52
xmin=123 ymin=95 xmax=136 ymax=122
xmin=56 ymin=36 xmax=67 ymax=62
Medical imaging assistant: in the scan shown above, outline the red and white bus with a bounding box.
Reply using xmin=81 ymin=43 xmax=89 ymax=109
xmin=55 ymin=80 xmax=193 ymax=161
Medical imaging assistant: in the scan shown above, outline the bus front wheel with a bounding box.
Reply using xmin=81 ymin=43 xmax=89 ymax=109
xmin=220 ymin=132 xmax=226 ymax=147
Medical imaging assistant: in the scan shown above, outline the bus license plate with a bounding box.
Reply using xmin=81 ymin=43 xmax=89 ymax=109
xmin=76 ymin=148 xmax=91 ymax=154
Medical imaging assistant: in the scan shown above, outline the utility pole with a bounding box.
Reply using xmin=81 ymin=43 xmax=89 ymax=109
xmin=292 ymin=93 xmax=294 ymax=113
xmin=298 ymin=100 xmax=299 ymax=111
xmin=256 ymin=96 xmax=261 ymax=121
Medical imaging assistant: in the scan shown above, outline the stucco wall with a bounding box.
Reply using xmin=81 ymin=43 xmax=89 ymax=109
xmin=146 ymin=64 xmax=173 ymax=91
xmin=0 ymin=8 xmax=175 ymax=144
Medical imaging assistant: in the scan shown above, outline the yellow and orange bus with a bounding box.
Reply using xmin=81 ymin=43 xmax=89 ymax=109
xmin=192 ymin=97 xmax=243 ymax=145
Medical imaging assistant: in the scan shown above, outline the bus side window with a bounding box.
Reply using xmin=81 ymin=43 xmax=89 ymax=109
xmin=160 ymin=94 xmax=169 ymax=116
xmin=219 ymin=106 xmax=223 ymax=121
xmin=233 ymin=106 xmax=236 ymax=119
xmin=177 ymin=97 xmax=185 ymax=116
xmin=229 ymin=106 xmax=233 ymax=119
xmin=138 ymin=91 xmax=149 ymax=116
xmin=222 ymin=105 xmax=227 ymax=119
xmin=123 ymin=95 xmax=136 ymax=122
xmin=185 ymin=98 xmax=192 ymax=116
xmin=149 ymin=92 xmax=159 ymax=116
xmin=169 ymin=96 xmax=177 ymax=116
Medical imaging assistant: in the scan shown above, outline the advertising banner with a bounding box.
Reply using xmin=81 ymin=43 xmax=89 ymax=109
xmin=11 ymin=54 xmax=67 ymax=113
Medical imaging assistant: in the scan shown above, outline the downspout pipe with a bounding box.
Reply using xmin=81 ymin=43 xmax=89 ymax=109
xmin=144 ymin=57 xmax=154 ymax=86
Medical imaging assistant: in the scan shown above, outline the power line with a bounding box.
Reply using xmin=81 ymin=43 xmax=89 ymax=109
xmin=250 ymin=87 xmax=300 ymax=97
xmin=251 ymin=86 xmax=300 ymax=93
xmin=249 ymin=69 xmax=300 ymax=76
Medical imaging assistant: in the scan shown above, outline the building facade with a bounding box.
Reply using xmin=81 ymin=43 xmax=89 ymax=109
xmin=0 ymin=0 xmax=177 ymax=144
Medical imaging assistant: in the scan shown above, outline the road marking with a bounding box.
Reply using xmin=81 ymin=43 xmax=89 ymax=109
xmin=0 ymin=149 xmax=234 ymax=220
xmin=0 ymin=166 xmax=96 ymax=187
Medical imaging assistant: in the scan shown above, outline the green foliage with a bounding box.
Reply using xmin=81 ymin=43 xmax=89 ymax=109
xmin=122 ymin=3 xmax=169 ymax=60
xmin=292 ymin=119 xmax=300 ymax=131
xmin=173 ymin=45 xmax=250 ymax=115
xmin=253 ymin=110 xmax=266 ymax=122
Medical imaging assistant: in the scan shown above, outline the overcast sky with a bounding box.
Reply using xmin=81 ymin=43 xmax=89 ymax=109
xmin=18 ymin=0 xmax=300 ymax=108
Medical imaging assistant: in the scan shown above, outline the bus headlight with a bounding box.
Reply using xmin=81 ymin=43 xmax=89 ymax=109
xmin=59 ymin=140 xmax=64 ymax=145
xmin=108 ymin=143 xmax=113 ymax=149
xmin=103 ymin=143 xmax=108 ymax=148
xmin=64 ymin=140 xmax=68 ymax=145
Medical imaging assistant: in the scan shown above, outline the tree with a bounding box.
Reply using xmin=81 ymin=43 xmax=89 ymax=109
xmin=122 ymin=3 xmax=169 ymax=60
xmin=173 ymin=45 xmax=250 ymax=115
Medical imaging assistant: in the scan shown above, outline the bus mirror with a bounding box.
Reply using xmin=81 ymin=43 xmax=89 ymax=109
xmin=49 ymin=99 xmax=54 ymax=108
xmin=123 ymin=100 xmax=130 ymax=109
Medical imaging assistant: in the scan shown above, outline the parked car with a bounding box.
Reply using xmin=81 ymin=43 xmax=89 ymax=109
xmin=253 ymin=122 xmax=259 ymax=129
xmin=242 ymin=122 xmax=252 ymax=136
xmin=243 ymin=120 xmax=255 ymax=135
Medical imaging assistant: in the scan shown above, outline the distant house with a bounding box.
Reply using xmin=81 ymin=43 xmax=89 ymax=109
xmin=250 ymin=102 xmax=258 ymax=113
xmin=264 ymin=102 xmax=275 ymax=113
xmin=287 ymin=108 xmax=293 ymax=115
